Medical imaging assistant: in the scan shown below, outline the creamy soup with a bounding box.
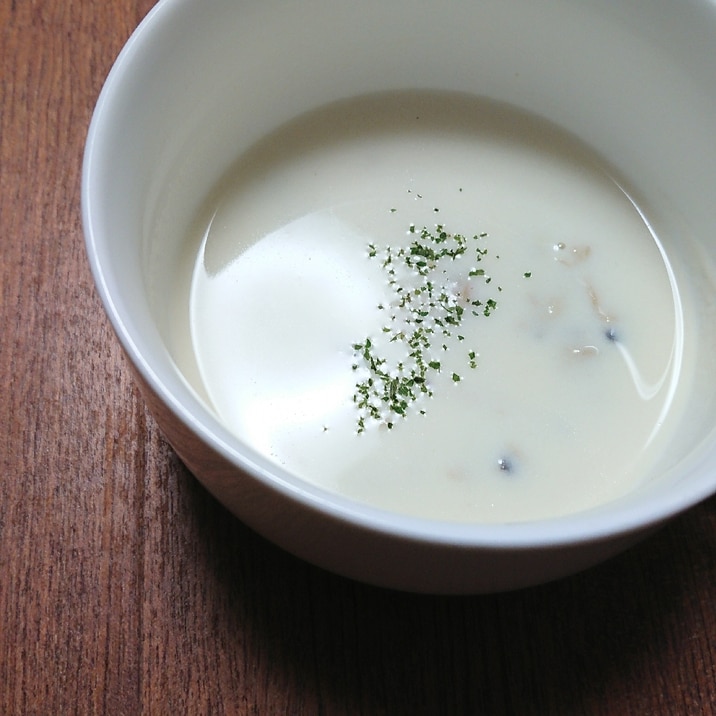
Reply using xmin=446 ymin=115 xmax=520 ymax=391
xmin=173 ymin=92 xmax=688 ymax=522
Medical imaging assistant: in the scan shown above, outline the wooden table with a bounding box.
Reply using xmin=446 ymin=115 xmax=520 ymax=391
xmin=2 ymin=1 xmax=716 ymax=713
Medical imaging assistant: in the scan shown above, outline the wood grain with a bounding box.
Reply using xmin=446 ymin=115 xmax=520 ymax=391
xmin=1 ymin=1 xmax=716 ymax=713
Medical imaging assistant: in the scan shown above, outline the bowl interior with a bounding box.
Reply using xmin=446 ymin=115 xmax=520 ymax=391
xmin=84 ymin=0 xmax=716 ymax=541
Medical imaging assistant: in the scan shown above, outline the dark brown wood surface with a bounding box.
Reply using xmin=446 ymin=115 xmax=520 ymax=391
xmin=2 ymin=1 xmax=716 ymax=713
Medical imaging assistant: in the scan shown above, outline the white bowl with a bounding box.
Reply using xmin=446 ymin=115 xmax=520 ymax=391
xmin=82 ymin=0 xmax=716 ymax=593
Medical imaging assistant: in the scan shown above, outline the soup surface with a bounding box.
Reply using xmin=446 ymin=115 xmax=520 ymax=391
xmin=175 ymin=92 xmax=687 ymax=522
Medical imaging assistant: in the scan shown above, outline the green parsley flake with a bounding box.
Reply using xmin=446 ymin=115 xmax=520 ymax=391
xmin=351 ymin=217 xmax=499 ymax=433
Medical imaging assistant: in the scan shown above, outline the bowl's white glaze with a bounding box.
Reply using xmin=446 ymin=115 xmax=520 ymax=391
xmin=83 ymin=0 xmax=716 ymax=593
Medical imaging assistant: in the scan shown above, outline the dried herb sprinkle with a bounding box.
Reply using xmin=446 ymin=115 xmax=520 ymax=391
xmin=351 ymin=218 xmax=499 ymax=433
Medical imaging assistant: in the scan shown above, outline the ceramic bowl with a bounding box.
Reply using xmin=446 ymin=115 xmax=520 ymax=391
xmin=83 ymin=0 xmax=716 ymax=593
